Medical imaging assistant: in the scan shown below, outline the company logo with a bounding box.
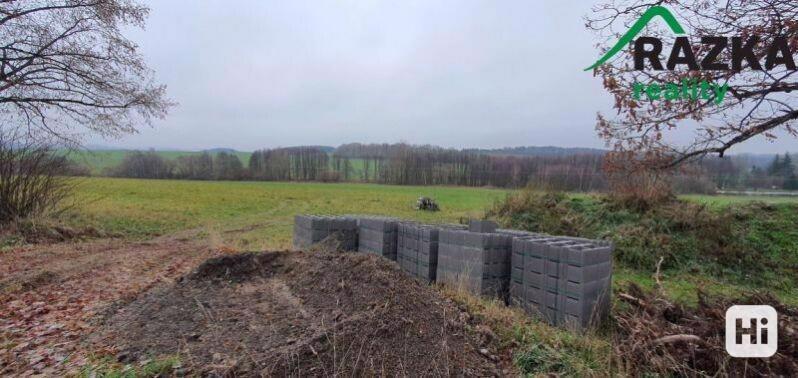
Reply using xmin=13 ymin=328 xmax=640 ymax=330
xmin=725 ymin=305 xmax=778 ymax=358
xmin=586 ymin=6 xmax=797 ymax=105
xmin=585 ymin=6 xmax=685 ymax=72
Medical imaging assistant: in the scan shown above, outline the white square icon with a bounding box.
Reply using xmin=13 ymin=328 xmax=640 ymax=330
xmin=725 ymin=305 xmax=778 ymax=358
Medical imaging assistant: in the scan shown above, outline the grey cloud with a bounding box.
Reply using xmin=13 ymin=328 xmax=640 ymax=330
xmin=93 ymin=0 xmax=795 ymax=153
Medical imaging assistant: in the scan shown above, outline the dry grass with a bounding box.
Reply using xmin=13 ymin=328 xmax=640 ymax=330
xmin=437 ymin=282 xmax=616 ymax=377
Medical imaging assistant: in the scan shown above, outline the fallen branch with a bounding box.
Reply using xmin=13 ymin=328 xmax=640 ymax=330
xmin=654 ymin=256 xmax=664 ymax=292
xmin=619 ymin=293 xmax=646 ymax=307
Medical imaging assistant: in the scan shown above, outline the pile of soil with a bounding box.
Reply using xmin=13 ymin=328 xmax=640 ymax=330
xmin=615 ymin=283 xmax=797 ymax=376
xmin=93 ymin=251 xmax=503 ymax=376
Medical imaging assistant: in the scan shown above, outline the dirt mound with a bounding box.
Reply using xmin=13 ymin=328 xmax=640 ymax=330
xmin=615 ymin=283 xmax=797 ymax=376
xmin=93 ymin=251 xmax=502 ymax=376
xmin=187 ymin=252 xmax=284 ymax=282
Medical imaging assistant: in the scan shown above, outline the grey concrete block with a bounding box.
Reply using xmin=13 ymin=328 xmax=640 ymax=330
xmin=397 ymin=222 xmax=460 ymax=282
xmin=510 ymin=235 xmax=614 ymax=329
xmin=436 ymin=229 xmax=512 ymax=298
xmin=468 ymin=219 xmax=498 ymax=233
xmin=356 ymin=216 xmax=400 ymax=260
xmin=293 ymin=215 xmax=358 ymax=251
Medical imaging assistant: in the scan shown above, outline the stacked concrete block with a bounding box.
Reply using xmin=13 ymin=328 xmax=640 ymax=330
xmin=397 ymin=223 xmax=465 ymax=282
xmin=357 ymin=216 xmax=400 ymax=260
xmin=469 ymin=219 xmax=498 ymax=233
xmin=396 ymin=222 xmax=426 ymax=279
xmin=292 ymin=213 xmax=615 ymax=329
xmin=292 ymin=215 xmax=358 ymax=251
xmin=510 ymin=236 xmax=613 ymax=329
xmin=436 ymin=229 xmax=513 ymax=297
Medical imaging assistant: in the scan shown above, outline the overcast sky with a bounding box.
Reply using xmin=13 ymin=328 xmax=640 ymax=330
xmin=92 ymin=0 xmax=796 ymax=153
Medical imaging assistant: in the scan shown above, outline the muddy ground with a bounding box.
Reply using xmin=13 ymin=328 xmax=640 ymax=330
xmin=93 ymin=251 xmax=504 ymax=376
xmin=0 ymin=232 xmax=223 ymax=376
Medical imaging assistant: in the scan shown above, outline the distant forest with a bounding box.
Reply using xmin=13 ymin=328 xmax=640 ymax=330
xmin=68 ymin=143 xmax=798 ymax=193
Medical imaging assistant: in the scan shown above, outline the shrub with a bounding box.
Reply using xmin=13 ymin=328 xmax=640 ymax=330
xmin=0 ymin=134 xmax=72 ymax=225
xmin=110 ymin=151 xmax=173 ymax=179
xmin=487 ymin=188 xmax=798 ymax=289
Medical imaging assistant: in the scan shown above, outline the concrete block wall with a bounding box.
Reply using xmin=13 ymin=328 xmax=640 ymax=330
xmin=436 ymin=229 xmax=513 ymax=297
xmin=293 ymin=215 xmax=614 ymax=329
xmin=397 ymin=223 xmax=465 ymax=282
xmin=356 ymin=216 xmax=400 ymax=260
xmin=510 ymin=235 xmax=613 ymax=329
xmin=292 ymin=215 xmax=358 ymax=251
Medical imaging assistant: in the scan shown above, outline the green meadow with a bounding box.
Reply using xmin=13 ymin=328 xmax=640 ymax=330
xmin=65 ymin=177 xmax=508 ymax=248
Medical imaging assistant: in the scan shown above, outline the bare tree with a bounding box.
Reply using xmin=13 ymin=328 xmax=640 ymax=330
xmin=0 ymin=0 xmax=173 ymax=143
xmin=0 ymin=1 xmax=169 ymax=224
xmin=587 ymin=0 xmax=798 ymax=168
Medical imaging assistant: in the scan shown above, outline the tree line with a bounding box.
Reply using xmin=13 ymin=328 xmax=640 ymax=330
xmin=109 ymin=151 xmax=244 ymax=181
xmin=697 ymin=153 xmax=798 ymax=191
xmin=94 ymin=144 xmax=797 ymax=193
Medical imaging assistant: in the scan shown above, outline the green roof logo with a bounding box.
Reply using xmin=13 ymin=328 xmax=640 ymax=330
xmin=584 ymin=6 xmax=686 ymax=71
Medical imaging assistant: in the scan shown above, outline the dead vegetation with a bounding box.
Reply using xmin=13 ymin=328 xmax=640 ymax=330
xmin=0 ymin=133 xmax=75 ymax=226
xmin=0 ymin=220 xmax=113 ymax=247
xmin=615 ymin=282 xmax=797 ymax=376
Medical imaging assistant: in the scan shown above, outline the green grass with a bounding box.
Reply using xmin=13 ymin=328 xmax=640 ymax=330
xmin=682 ymin=193 xmax=798 ymax=206
xmin=80 ymin=355 xmax=181 ymax=378
xmin=64 ymin=177 xmax=507 ymax=249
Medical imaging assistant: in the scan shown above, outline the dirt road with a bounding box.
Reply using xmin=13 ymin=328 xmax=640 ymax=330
xmin=0 ymin=232 xmax=222 ymax=376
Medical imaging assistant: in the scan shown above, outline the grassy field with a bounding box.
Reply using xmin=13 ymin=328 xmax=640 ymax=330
xmin=61 ymin=178 xmax=798 ymax=304
xmin=65 ymin=177 xmax=508 ymax=249
xmin=682 ymin=193 xmax=798 ymax=206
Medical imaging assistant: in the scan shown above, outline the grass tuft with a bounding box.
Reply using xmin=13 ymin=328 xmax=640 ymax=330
xmin=79 ymin=355 xmax=181 ymax=378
